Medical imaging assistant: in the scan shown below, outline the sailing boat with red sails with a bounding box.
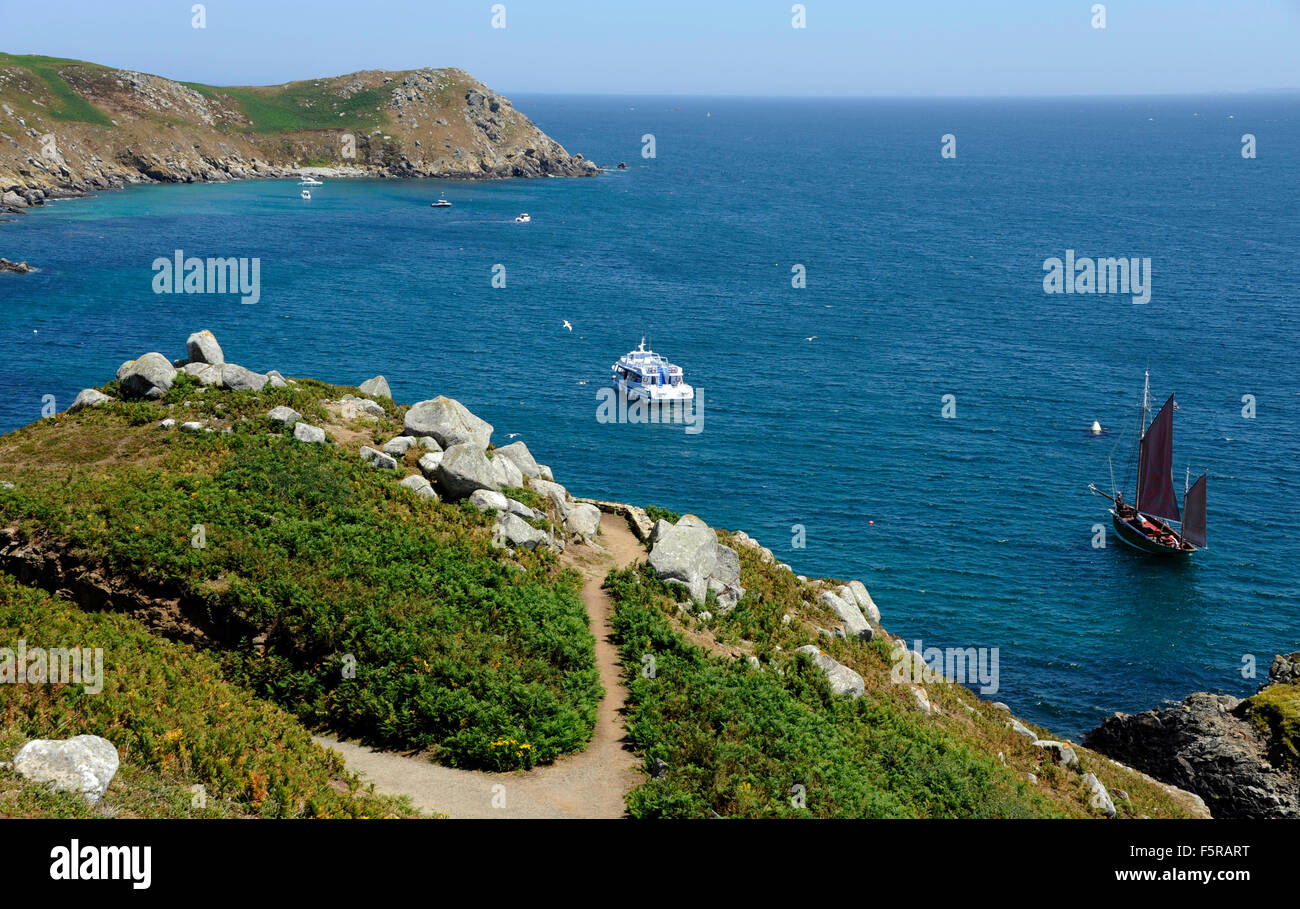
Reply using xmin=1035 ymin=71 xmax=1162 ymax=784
xmin=1089 ymin=372 xmax=1207 ymax=556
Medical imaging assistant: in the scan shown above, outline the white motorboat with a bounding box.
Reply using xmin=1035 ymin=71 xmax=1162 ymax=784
xmin=431 ymin=194 xmax=452 ymax=208
xmin=515 ymin=213 xmax=531 ymax=223
xmin=611 ymin=338 xmax=694 ymax=402
xmin=301 ymin=189 xmax=311 ymax=200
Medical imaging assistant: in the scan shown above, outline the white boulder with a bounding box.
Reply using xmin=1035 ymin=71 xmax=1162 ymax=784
xmin=13 ymin=735 xmax=120 ymax=804
xmin=185 ymin=329 xmax=225 ymax=365
xmin=68 ymin=388 xmax=113 ymax=413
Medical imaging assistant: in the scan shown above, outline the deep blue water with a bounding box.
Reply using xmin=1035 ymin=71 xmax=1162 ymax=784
xmin=1 ymin=95 xmax=1298 ymax=736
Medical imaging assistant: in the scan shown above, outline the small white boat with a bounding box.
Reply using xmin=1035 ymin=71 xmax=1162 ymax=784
xmin=515 ymin=213 xmax=531 ymax=223
xmin=431 ymin=194 xmax=452 ymax=208
xmin=611 ymin=338 xmax=694 ymax=402
xmin=298 ymin=176 xmax=323 ymax=186
xmin=301 ymin=189 xmax=311 ymax=200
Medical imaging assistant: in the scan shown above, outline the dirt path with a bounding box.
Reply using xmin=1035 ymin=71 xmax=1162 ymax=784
xmin=316 ymin=511 xmax=646 ymax=818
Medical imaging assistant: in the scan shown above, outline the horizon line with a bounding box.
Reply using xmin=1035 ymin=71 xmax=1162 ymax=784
xmin=497 ymin=88 xmax=1300 ymax=101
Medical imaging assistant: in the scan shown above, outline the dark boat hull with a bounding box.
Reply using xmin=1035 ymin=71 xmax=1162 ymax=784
xmin=1111 ymin=511 xmax=1195 ymax=556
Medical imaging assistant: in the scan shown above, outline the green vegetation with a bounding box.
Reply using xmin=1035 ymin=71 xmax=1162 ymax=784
xmin=0 ymin=575 xmax=410 ymax=818
xmin=183 ymin=81 xmax=389 ymax=133
xmin=0 ymin=51 xmax=392 ymax=134
xmin=501 ymin=486 xmax=546 ymax=513
xmin=0 ymin=53 xmax=112 ymax=125
xmin=608 ymin=566 xmax=1056 ymax=818
xmin=605 ymin=533 xmax=1207 ymax=819
xmin=0 ymin=380 xmax=600 ymax=773
xmin=643 ymin=504 xmax=682 ymax=525
xmin=1242 ymin=684 xmax=1300 ymax=772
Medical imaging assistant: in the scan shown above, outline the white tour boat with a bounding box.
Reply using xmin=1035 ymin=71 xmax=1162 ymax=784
xmin=611 ymin=338 xmax=694 ymax=402
xmin=431 ymin=194 xmax=452 ymax=208
xmin=298 ymin=176 xmax=323 ymax=186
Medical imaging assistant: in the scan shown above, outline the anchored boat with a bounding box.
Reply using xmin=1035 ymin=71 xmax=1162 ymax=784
xmin=611 ymin=338 xmax=694 ymax=403
xmin=1090 ymin=372 xmax=1206 ymax=556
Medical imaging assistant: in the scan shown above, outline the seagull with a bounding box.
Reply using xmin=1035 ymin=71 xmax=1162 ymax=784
xmin=804 ymin=336 xmax=817 ymax=341
xmin=562 ymin=320 xmax=573 ymax=332
xmin=507 ymin=433 xmax=521 ymax=439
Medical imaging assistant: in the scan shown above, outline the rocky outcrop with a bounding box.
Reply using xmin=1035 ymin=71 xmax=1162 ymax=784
xmin=360 ymin=446 xmax=399 ymax=470
xmin=382 ymin=435 xmax=417 ymax=457
xmin=398 ymin=473 xmax=438 ymax=500
xmin=186 ymin=329 xmax=224 ymax=365
xmin=564 ymin=502 xmax=602 ymax=539
xmin=647 ymin=514 xmax=745 ymax=611
xmin=492 ymin=512 xmax=558 ymax=553
xmin=67 ymin=388 xmax=114 ymax=413
xmin=338 ymin=394 xmax=385 ymax=419
xmin=359 ymin=376 xmax=392 ymax=400
xmin=220 ymin=363 xmax=268 ymax=392
xmin=405 ymin=396 xmax=493 ymax=449
xmin=436 ymin=443 xmax=500 ymax=499
xmin=292 ymin=422 xmax=326 ymax=444
xmin=181 ymin=362 xmax=223 ymax=386
xmin=12 ymin=735 xmax=120 ymax=804
xmin=796 ymin=645 xmax=865 ymax=699
xmin=819 ymin=588 xmax=872 ymax=641
xmin=117 ymin=352 xmax=176 ymax=399
xmin=494 ymin=441 xmax=545 ymax=479
xmin=0 ymin=257 xmax=33 ymax=273
xmin=1267 ymin=651 xmax=1300 ymax=687
xmin=267 ymin=405 xmax=301 ymax=425
xmin=1085 ymin=684 xmax=1300 ymax=819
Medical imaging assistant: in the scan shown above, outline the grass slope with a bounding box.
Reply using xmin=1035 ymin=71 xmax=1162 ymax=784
xmin=183 ymin=81 xmax=390 ymax=133
xmin=607 ymin=532 xmax=1206 ymax=818
xmin=0 ymin=574 xmax=410 ymax=818
xmin=0 ymin=53 xmax=113 ymax=125
xmin=1 ymin=52 xmax=433 ymax=135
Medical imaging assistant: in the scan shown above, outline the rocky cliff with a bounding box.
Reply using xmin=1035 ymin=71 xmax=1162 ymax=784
xmin=0 ymin=53 xmax=597 ymax=211
xmin=1085 ymin=653 xmax=1300 ymax=818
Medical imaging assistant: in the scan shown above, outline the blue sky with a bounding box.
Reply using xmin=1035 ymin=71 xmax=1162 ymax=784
xmin=4 ymin=0 xmax=1299 ymax=96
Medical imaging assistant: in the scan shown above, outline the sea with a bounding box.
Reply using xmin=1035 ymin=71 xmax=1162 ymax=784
xmin=1 ymin=95 xmax=1297 ymax=737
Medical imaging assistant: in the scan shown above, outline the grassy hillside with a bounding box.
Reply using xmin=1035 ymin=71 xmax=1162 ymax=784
xmin=182 ymin=81 xmax=390 ymax=134
xmin=2 ymin=52 xmax=388 ymax=133
xmin=607 ymin=539 xmax=1207 ymax=818
xmin=0 ymin=374 xmax=600 ymax=773
xmin=0 ymin=575 xmax=410 ymax=818
xmin=0 ymin=53 xmax=113 ymax=125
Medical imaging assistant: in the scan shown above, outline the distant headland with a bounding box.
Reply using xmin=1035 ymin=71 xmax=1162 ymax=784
xmin=0 ymin=53 xmax=597 ymax=213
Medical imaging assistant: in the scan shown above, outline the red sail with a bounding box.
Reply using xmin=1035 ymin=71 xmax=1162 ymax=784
xmin=1183 ymin=473 xmax=1207 ymax=548
xmin=1137 ymin=394 xmax=1180 ymax=523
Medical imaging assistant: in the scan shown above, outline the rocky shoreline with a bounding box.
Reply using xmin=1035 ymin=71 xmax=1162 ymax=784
xmin=1 ymin=61 xmax=599 ymax=218
xmin=1085 ymin=653 xmax=1300 ymax=818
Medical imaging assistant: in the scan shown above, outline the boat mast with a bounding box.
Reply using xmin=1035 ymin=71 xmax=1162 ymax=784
xmin=1134 ymin=371 xmax=1149 ymax=508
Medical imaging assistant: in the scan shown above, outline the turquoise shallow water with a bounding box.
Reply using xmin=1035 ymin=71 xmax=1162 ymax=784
xmin=1 ymin=95 xmax=1297 ymax=736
